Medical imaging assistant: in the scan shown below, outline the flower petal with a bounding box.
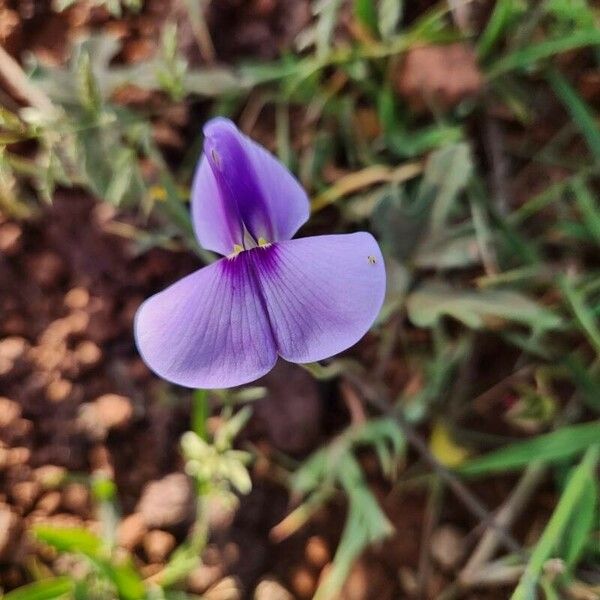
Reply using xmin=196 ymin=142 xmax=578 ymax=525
xmin=134 ymin=255 xmax=277 ymax=388
xmin=243 ymin=128 xmax=310 ymax=242
xmin=251 ymin=233 xmax=386 ymax=363
xmin=192 ymin=118 xmax=309 ymax=254
xmin=191 ymin=156 xmax=244 ymax=256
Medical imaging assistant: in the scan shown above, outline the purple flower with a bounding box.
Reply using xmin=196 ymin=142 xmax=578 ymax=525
xmin=134 ymin=118 xmax=386 ymax=388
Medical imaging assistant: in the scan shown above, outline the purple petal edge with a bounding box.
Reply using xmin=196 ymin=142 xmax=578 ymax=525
xmin=134 ymin=255 xmax=277 ymax=389
xmin=251 ymin=232 xmax=386 ymax=363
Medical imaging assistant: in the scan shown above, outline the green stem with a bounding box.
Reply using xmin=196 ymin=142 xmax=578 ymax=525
xmin=191 ymin=389 xmax=209 ymax=441
xmin=510 ymin=444 xmax=600 ymax=600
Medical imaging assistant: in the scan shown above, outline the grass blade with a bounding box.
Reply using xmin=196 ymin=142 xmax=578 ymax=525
xmin=570 ymin=177 xmax=600 ymax=245
xmin=458 ymin=421 xmax=600 ymax=477
xmin=3 ymin=578 xmax=74 ymax=600
xmin=560 ymin=276 xmax=600 ymax=356
xmin=547 ymin=69 xmax=600 ymax=160
xmin=478 ymin=0 xmax=517 ymax=61
xmin=510 ymin=444 xmax=600 ymax=599
xmin=487 ymin=30 xmax=600 ymax=78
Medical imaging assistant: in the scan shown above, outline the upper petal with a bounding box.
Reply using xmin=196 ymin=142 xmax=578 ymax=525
xmin=134 ymin=255 xmax=277 ymax=389
xmin=250 ymin=233 xmax=386 ymax=363
xmin=191 ymin=156 xmax=244 ymax=256
xmin=192 ymin=118 xmax=309 ymax=254
xmin=243 ymin=128 xmax=310 ymax=242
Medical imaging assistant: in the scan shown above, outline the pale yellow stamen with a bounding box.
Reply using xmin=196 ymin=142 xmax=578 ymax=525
xmin=229 ymin=244 xmax=244 ymax=258
xmin=228 ymin=239 xmax=270 ymax=258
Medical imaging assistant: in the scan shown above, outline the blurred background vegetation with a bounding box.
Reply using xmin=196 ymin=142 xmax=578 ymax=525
xmin=0 ymin=0 xmax=599 ymax=599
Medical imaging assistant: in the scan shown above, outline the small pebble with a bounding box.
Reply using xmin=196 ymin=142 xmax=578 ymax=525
xmin=290 ymin=567 xmax=315 ymax=598
xmin=136 ymin=473 xmax=195 ymax=529
xmin=0 ymin=504 xmax=21 ymax=560
xmin=187 ymin=563 xmax=223 ymax=594
xmin=0 ymin=222 xmax=22 ymax=254
xmin=74 ymin=341 xmax=102 ymax=367
xmin=7 ymin=447 xmax=31 ymax=467
xmin=117 ymin=513 xmax=147 ymax=550
xmin=11 ymin=480 xmax=40 ymax=511
xmin=0 ymin=337 xmax=29 ymax=362
xmin=65 ymin=311 xmax=90 ymax=334
xmin=61 ymin=483 xmax=90 ymax=514
xmin=0 ymin=397 xmax=21 ymax=428
xmin=78 ymin=394 xmax=133 ymax=439
xmin=143 ymin=529 xmax=176 ymax=563
xmin=254 ymin=577 xmax=294 ymax=600
xmin=305 ymin=536 xmax=330 ymax=568
xmin=33 ymin=465 xmax=67 ymax=488
xmin=46 ymin=379 xmax=73 ymax=403
xmin=36 ymin=491 xmax=62 ymax=515
xmin=204 ymin=577 xmax=242 ymax=600
xmin=430 ymin=524 xmax=466 ymax=571
xmin=64 ymin=287 xmax=90 ymax=310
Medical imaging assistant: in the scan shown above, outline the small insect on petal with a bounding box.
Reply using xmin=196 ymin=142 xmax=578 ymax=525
xmin=368 ymin=255 xmax=377 ymax=264
xmin=210 ymin=148 xmax=221 ymax=168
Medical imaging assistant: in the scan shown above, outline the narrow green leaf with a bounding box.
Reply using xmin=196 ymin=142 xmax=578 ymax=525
xmin=314 ymin=455 xmax=393 ymax=600
xmin=354 ymin=0 xmax=378 ymax=34
xmin=420 ymin=142 xmax=472 ymax=233
xmin=511 ymin=444 xmax=600 ymax=599
xmin=563 ymin=355 xmax=600 ymax=413
xmin=76 ymin=49 xmax=102 ymax=114
xmin=159 ymin=543 xmax=201 ymax=588
xmin=561 ymin=476 xmax=598 ymax=569
xmin=33 ymin=525 xmax=103 ymax=558
xmin=104 ymin=149 xmax=134 ymax=207
xmin=407 ymin=282 xmax=563 ymax=333
xmin=488 ymin=30 xmax=600 ymax=78
xmin=570 ymin=178 xmax=600 ymax=245
xmin=560 ymin=276 xmax=600 ymax=355
xmin=386 ymin=123 xmax=463 ymax=158
xmin=3 ymin=578 xmax=74 ymax=600
xmin=478 ymin=0 xmax=518 ymax=60
xmin=102 ymin=561 xmax=146 ymax=600
xmin=458 ymin=421 xmax=600 ymax=477
xmin=547 ymin=70 xmax=600 ymax=160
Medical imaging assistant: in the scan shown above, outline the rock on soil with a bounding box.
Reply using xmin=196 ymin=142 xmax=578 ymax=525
xmin=204 ymin=576 xmax=243 ymax=600
xmin=136 ymin=472 xmax=196 ymax=529
xmin=187 ymin=563 xmax=223 ymax=595
xmin=0 ymin=504 xmax=22 ymax=561
xmin=77 ymin=394 xmax=134 ymax=440
xmin=117 ymin=512 xmax=147 ymax=550
xmin=143 ymin=529 xmax=176 ymax=563
xmin=0 ymin=397 xmax=21 ymax=427
xmin=254 ymin=577 xmax=294 ymax=600
xmin=395 ymin=43 xmax=482 ymax=111
xmin=430 ymin=524 xmax=467 ymax=572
